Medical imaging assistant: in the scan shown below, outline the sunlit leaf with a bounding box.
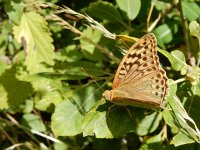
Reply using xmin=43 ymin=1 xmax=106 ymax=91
xmin=182 ymin=1 xmax=200 ymax=21
xmin=189 ymin=21 xmax=200 ymax=39
xmin=170 ymin=50 xmax=187 ymax=75
xmin=51 ymin=83 xmax=101 ymax=136
xmin=51 ymin=99 xmax=84 ymax=136
xmin=13 ymin=12 xmax=55 ymax=74
xmin=22 ymin=113 xmax=46 ymax=132
xmin=116 ymin=0 xmax=141 ymax=20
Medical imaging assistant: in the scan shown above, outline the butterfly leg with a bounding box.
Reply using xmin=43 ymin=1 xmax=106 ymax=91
xmin=122 ymin=106 xmax=139 ymax=127
xmin=106 ymin=104 xmax=120 ymax=118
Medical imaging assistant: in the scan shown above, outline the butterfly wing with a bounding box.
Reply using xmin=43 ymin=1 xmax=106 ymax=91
xmin=110 ymin=33 xmax=168 ymax=108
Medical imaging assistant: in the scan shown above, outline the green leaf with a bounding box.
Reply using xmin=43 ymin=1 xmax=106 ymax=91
xmin=35 ymin=90 xmax=63 ymax=111
xmin=80 ymin=28 xmax=102 ymax=54
xmin=0 ymin=59 xmax=9 ymax=76
xmin=116 ymin=0 xmax=141 ymax=20
xmin=186 ymin=66 xmax=200 ymax=85
xmin=182 ymin=1 xmax=200 ymax=21
xmin=0 ymin=64 xmax=33 ymax=110
xmin=183 ymin=82 xmax=200 ymax=139
xmin=80 ymin=28 xmax=107 ymax=61
xmin=13 ymin=12 xmax=55 ymax=74
xmin=23 ymin=100 xmax=34 ymax=113
xmin=55 ymin=45 xmax=82 ymax=62
xmin=73 ymin=83 xmax=102 ymax=112
xmin=29 ymin=73 xmax=62 ymax=91
xmin=22 ymin=113 xmax=46 ymax=132
xmin=155 ymin=1 xmax=170 ymax=11
xmin=162 ymin=79 xmax=178 ymax=128
xmin=82 ymin=99 xmax=113 ymax=138
xmin=82 ymin=99 xmax=162 ymax=138
xmin=5 ymin=0 xmax=24 ymax=24
xmin=163 ymin=84 xmax=200 ymax=146
xmin=82 ymin=99 xmax=137 ymax=138
xmin=163 ymin=80 xmax=180 ymax=129
xmin=54 ymin=143 xmax=69 ymax=150
xmin=51 ymin=99 xmax=84 ymax=137
xmin=158 ymin=48 xmax=188 ymax=75
xmin=171 ymin=130 xmax=196 ymax=146
xmin=167 ymin=79 xmax=178 ymax=103
xmin=82 ymin=49 xmax=106 ymax=62
xmin=88 ymin=1 xmax=123 ymax=22
xmin=189 ymin=21 xmax=200 ymax=39
xmin=0 ymin=20 xmax=16 ymax=53
xmin=170 ymin=50 xmax=187 ymax=74
xmin=27 ymin=74 xmax=65 ymax=111
xmin=139 ymin=133 xmax=168 ymax=150
xmin=51 ymin=83 xmax=101 ymax=136
xmin=154 ymin=24 xmax=173 ymax=47
xmin=135 ymin=112 xmax=162 ymax=136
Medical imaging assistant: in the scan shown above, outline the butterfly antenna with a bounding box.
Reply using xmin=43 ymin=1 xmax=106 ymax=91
xmin=81 ymin=67 xmax=104 ymax=92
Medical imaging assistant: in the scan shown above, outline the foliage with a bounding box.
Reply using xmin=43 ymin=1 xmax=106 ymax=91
xmin=0 ymin=0 xmax=200 ymax=149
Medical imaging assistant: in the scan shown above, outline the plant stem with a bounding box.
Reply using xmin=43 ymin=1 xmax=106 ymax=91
xmin=177 ymin=0 xmax=191 ymax=60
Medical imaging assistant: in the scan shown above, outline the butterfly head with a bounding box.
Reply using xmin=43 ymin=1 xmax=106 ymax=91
xmin=103 ymin=90 xmax=112 ymax=101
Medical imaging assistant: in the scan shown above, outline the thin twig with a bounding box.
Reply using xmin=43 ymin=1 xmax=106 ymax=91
xmin=147 ymin=0 xmax=156 ymax=31
xmin=81 ymin=36 xmax=120 ymax=63
xmin=6 ymin=114 xmax=62 ymax=144
xmin=169 ymin=78 xmax=186 ymax=85
xmin=148 ymin=13 xmax=161 ymax=32
xmin=48 ymin=14 xmax=120 ymax=63
xmin=5 ymin=143 xmax=24 ymax=150
xmin=0 ymin=126 xmax=21 ymax=150
xmin=147 ymin=0 xmax=178 ymax=32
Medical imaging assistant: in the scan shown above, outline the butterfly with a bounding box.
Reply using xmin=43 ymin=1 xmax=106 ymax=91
xmin=103 ymin=33 xmax=169 ymax=110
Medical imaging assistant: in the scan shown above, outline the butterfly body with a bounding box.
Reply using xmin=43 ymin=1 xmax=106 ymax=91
xmin=103 ymin=33 xmax=169 ymax=109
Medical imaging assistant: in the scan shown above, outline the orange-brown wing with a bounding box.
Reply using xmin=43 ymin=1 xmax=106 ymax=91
xmin=112 ymin=33 xmax=159 ymax=89
xmin=110 ymin=33 xmax=168 ymax=108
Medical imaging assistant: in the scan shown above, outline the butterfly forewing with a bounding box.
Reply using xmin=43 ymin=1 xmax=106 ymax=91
xmin=104 ymin=33 xmax=169 ymax=109
xmin=113 ymin=33 xmax=159 ymax=89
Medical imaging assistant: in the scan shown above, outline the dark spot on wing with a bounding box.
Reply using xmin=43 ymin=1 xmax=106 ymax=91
xmin=143 ymin=57 xmax=147 ymax=61
xmin=157 ymin=73 xmax=161 ymax=78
